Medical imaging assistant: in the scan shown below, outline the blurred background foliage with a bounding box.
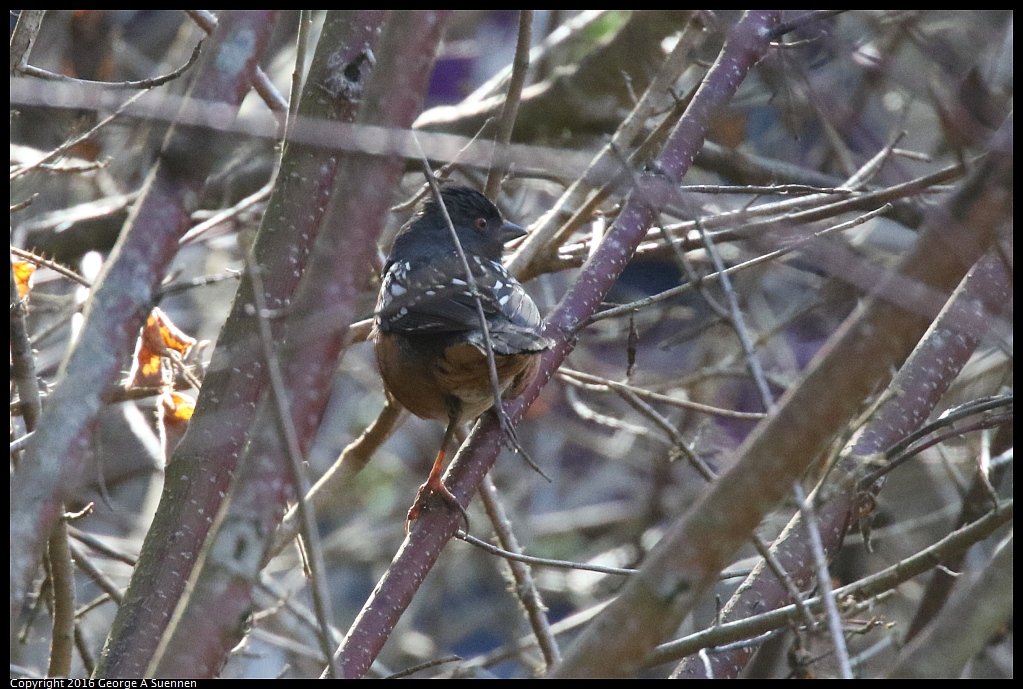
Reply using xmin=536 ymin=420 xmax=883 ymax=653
xmin=10 ymin=10 xmax=1012 ymax=679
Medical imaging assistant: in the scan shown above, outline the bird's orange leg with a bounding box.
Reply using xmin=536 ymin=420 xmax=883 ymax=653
xmin=406 ymin=414 xmax=469 ymax=533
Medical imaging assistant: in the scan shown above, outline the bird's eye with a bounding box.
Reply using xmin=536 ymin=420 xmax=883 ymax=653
xmin=474 ymin=217 xmax=488 ymax=231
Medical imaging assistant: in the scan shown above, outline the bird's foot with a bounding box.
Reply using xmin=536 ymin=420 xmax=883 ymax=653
xmin=406 ymin=476 xmax=469 ymax=534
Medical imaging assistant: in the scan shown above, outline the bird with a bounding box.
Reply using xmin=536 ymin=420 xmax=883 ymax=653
xmin=372 ymin=186 xmax=554 ymax=530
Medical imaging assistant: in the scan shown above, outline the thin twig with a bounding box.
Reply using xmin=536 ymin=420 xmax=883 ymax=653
xmin=659 ymin=152 xmax=940 ymax=243
xmin=862 ymin=395 xmax=1014 ymax=487
xmin=12 ymin=252 xmax=75 ymax=675
xmin=415 ymin=142 xmax=546 ymax=477
xmin=793 ymin=482 xmax=853 ymax=678
xmin=650 ymin=499 xmax=1014 ymax=668
xmin=457 ymin=600 xmax=613 ymax=673
xmin=251 ymin=574 xmax=347 ymax=656
xmin=75 ymin=592 xmax=113 ymax=619
xmin=842 ymin=130 xmax=907 ymax=188
xmin=459 ymin=529 xmax=636 ymax=576
xmin=10 ymin=260 xmax=44 ymax=432
xmin=392 ymin=117 xmax=497 ymax=213
xmin=19 ymin=40 xmax=202 ymax=90
xmin=508 ymin=16 xmax=698 ymax=276
xmin=615 ymin=385 xmax=817 ymax=630
xmin=288 ymin=10 xmax=312 ymax=138
xmin=564 ymin=386 xmax=666 ymax=443
xmin=10 ymin=431 xmax=34 ymax=455
xmin=479 ymin=475 xmax=562 ymax=669
xmin=10 ymin=88 xmax=151 ymax=181
xmin=247 ymin=259 xmax=339 ymax=678
xmin=46 ymin=531 xmax=75 ymax=676
xmin=385 ymin=655 xmax=463 ymax=679
xmin=616 ymin=387 xmax=713 ymax=477
xmin=695 ymin=220 xmax=774 ymax=411
xmin=179 ymin=178 xmax=275 ymax=245
xmin=74 ymin=623 xmax=96 ymax=675
xmin=155 ymin=270 xmax=242 ymax=299
xmin=462 ymin=11 xmax=607 ymax=104
xmin=682 ymin=183 xmax=853 ymax=195
xmin=558 ymin=368 xmax=765 ymax=420
xmin=67 ymin=541 xmax=123 ymax=604
xmin=10 ymin=193 xmax=38 ymax=212
xmin=884 ymin=395 xmax=1013 ymax=464
xmin=272 ymin=399 xmax=405 ymax=557
xmin=867 ymin=412 xmax=1012 ymax=488
xmin=10 ymin=247 xmax=92 ymax=287
xmin=67 ymin=526 xmax=137 ymax=567
xmin=584 ymin=203 xmax=890 ymax=327
xmin=486 ymin=10 xmax=533 ymax=197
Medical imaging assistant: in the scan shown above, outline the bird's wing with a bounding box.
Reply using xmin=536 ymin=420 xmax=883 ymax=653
xmin=376 ymin=255 xmax=553 ymax=353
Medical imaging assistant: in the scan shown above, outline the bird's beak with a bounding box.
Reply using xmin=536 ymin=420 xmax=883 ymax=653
xmin=499 ymin=221 xmax=527 ymax=244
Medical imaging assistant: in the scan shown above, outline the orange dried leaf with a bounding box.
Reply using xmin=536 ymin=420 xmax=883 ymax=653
xmin=13 ymin=260 xmax=36 ymax=299
xmin=158 ymin=391 xmax=195 ymax=460
xmin=127 ymin=308 xmax=197 ymax=389
xmin=129 ymin=319 xmax=168 ymax=388
xmin=152 ymin=307 xmax=197 ymax=356
xmin=161 ymin=391 xmax=196 ymax=422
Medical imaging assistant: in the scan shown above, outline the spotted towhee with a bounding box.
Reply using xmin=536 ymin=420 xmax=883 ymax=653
xmin=373 ymin=186 xmax=554 ymax=528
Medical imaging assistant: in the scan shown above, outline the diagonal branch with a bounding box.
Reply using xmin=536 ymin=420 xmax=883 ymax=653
xmin=670 ymin=121 xmax=1012 ymax=678
xmin=330 ymin=11 xmax=784 ymax=679
xmin=142 ymin=11 xmax=447 ymax=680
xmin=94 ymin=10 xmax=386 ymax=677
xmin=10 ymin=10 xmax=282 ymax=645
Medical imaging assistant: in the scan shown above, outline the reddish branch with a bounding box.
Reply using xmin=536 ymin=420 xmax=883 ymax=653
xmin=673 ymin=233 xmax=1013 ymax=677
xmin=93 ymin=11 xmax=389 ymax=678
xmin=11 ymin=9 xmax=281 ymax=644
xmin=148 ymin=12 xmax=451 ymax=679
xmin=331 ymin=11 xmax=784 ymax=679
